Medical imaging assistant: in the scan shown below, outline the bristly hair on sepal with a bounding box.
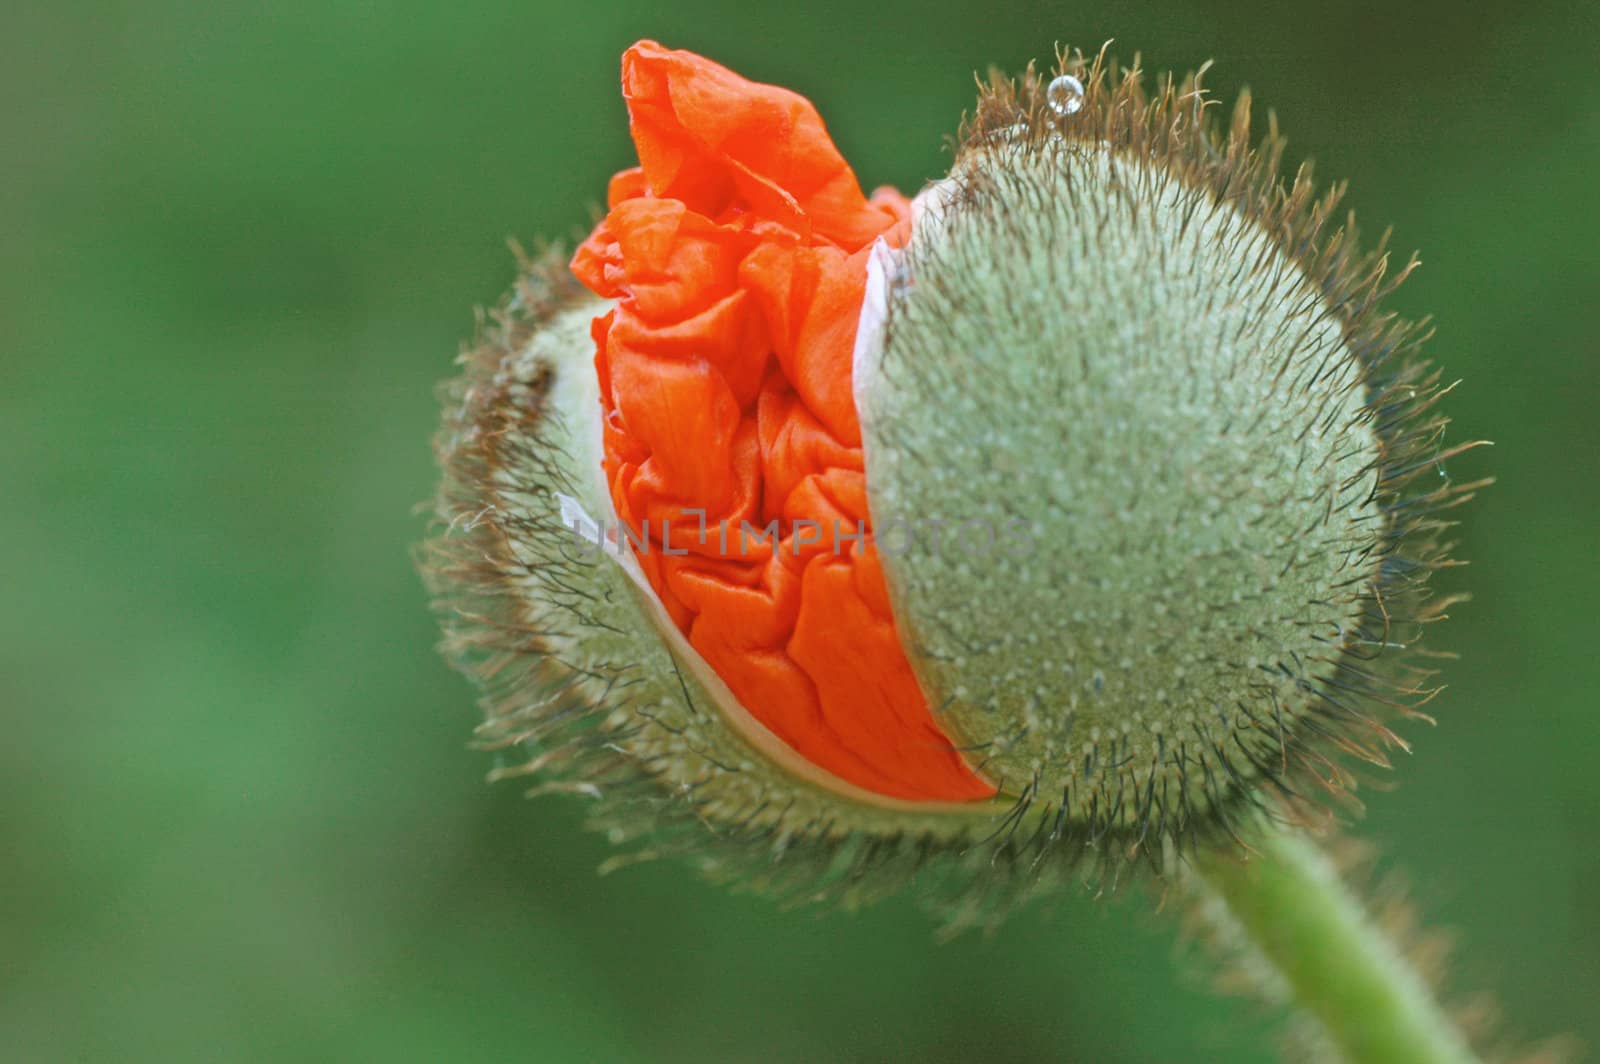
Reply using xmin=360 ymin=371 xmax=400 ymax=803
xmin=895 ymin=42 xmax=1491 ymax=840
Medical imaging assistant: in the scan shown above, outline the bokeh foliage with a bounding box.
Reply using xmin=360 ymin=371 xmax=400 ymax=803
xmin=4 ymin=1 xmax=1596 ymax=1060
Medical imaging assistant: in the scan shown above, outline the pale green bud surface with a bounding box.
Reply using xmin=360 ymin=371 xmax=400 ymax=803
xmin=858 ymin=141 xmax=1384 ymax=836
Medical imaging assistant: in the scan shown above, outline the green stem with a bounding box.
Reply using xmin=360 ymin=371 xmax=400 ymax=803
xmin=1189 ymin=826 xmax=1477 ymax=1064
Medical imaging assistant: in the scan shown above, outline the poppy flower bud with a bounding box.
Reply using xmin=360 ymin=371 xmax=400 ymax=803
xmin=423 ymin=42 xmax=1475 ymax=918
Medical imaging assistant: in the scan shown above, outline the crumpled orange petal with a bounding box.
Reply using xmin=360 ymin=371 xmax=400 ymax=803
xmin=571 ymin=40 xmax=993 ymax=802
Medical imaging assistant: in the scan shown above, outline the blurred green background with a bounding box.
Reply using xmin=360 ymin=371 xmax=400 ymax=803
xmin=4 ymin=1 xmax=1596 ymax=1060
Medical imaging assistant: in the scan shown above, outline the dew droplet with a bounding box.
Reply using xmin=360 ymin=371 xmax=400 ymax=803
xmin=1046 ymin=74 xmax=1085 ymax=116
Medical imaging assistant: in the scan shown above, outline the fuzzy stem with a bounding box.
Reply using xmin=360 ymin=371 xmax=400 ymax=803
xmin=1189 ymin=826 xmax=1477 ymax=1064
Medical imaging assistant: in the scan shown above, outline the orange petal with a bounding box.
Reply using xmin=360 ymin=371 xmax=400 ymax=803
xmin=570 ymin=42 xmax=993 ymax=803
